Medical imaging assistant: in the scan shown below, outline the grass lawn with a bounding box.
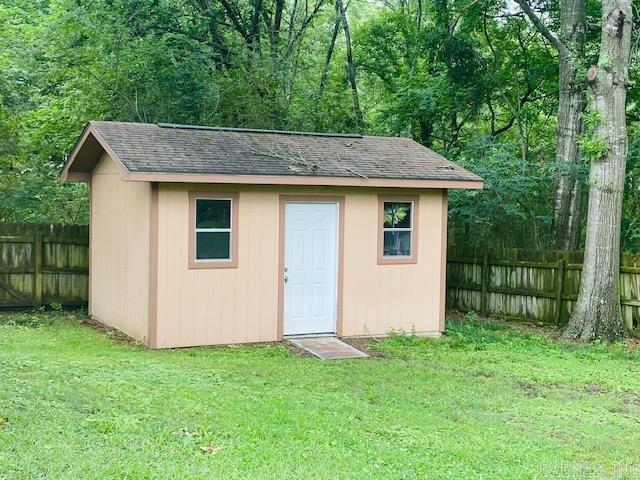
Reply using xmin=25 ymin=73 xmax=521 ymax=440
xmin=1 ymin=313 xmax=640 ymax=479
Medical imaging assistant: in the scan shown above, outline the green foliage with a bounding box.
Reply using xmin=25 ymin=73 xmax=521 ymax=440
xmin=578 ymin=109 xmax=608 ymax=162
xmin=49 ymin=301 xmax=63 ymax=312
xmin=622 ymin=138 xmax=640 ymax=251
xmin=0 ymin=311 xmax=56 ymax=327
xmin=1 ymin=0 xmax=638 ymax=251
xmin=383 ymin=203 xmax=409 ymax=226
xmin=448 ymin=136 xmax=555 ymax=248
xmin=2 ymin=312 xmax=640 ymax=478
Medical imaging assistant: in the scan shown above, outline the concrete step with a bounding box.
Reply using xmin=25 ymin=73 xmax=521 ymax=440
xmin=287 ymin=336 xmax=368 ymax=360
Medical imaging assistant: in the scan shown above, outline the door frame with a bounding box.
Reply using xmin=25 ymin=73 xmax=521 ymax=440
xmin=277 ymin=195 xmax=345 ymax=339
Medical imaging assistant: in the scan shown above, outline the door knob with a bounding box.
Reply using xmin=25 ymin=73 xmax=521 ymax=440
xmin=284 ymin=275 xmax=288 ymax=282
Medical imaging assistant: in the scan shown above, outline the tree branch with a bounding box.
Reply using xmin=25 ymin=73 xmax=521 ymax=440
xmin=290 ymin=0 xmax=326 ymax=47
xmin=448 ymin=0 xmax=482 ymax=38
xmin=515 ymin=0 xmax=568 ymax=56
xmin=490 ymin=83 xmax=534 ymax=137
xmin=218 ymin=0 xmax=250 ymax=42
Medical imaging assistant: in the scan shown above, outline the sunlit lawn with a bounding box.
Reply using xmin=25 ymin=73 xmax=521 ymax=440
xmin=1 ymin=312 xmax=640 ymax=479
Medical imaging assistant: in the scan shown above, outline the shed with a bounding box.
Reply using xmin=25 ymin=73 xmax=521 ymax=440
xmin=61 ymin=121 xmax=483 ymax=348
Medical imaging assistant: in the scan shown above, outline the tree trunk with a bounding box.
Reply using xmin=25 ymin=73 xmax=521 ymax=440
xmin=562 ymin=0 xmax=632 ymax=341
xmin=549 ymin=0 xmax=587 ymax=251
xmin=317 ymin=3 xmax=341 ymax=102
xmin=336 ymin=0 xmax=364 ymax=129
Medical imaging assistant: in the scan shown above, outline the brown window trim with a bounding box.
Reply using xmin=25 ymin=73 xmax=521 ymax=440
xmin=377 ymin=195 xmax=419 ymax=265
xmin=188 ymin=191 xmax=239 ymax=269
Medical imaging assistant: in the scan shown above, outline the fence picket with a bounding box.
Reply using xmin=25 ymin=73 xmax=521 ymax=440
xmin=480 ymin=252 xmax=488 ymax=315
xmin=554 ymin=259 xmax=564 ymax=326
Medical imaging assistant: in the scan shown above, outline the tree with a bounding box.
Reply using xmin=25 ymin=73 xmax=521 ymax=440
xmin=516 ymin=0 xmax=587 ymax=250
xmin=562 ymin=0 xmax=633 ymax=341
xmin=336 ymin=0 xmax=364 ymax=129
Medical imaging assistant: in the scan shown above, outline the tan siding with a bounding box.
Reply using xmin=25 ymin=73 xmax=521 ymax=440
xmin=341 ymin=190 xmax=443 ymax=336
xmin=155 ymin=184 xmax=445 ymax=348
xmin=90 ymin=153 xmax=150 ymax=341
xmin=156 ymin=184 xmax=280 ymax=347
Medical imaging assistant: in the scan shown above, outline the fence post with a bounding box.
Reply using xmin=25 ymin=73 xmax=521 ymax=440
xmin=554 ymin=258 xmax=565 ymax=326
xmin=480 ymin=252 xmax=489 ymax=315
xmin=33 ymin=233 xmax=43 ymax=307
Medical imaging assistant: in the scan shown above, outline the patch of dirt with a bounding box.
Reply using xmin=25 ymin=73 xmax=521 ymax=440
xmin=517 ymin=381 xmax=542 ymax=398
xmin=82 ymin=317 xmax=140 ymax=345
xmin=200 ymin=443 xmax=222 ymax=455
xmin=622 ymin=390 xmax=640 ymax=407
xmin=585 ymin=383 xmax=605 ymax=394
xmin=283 ymin=340 xmax=314 ymax=358
xmin=626 ymin=337 xmax=640 ymax=351
xmin=340 ymin=337 xmax=388 ymax=358
xmin=607 ymin=405 xmax=629 ymax=415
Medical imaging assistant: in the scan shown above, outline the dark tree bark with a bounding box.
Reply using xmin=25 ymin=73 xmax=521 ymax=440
xmin=517 ymin=0 xmax=587 ymax=251
xmin=186 ymin=0 xmax=232 ymax=68
xmin=249 ymin=0 xmax=263 ymax=47
xmin=562 ymin=0 xmax=633 ymax=341
xmin=216 ymin=0 xmax=264 ymax=53
xmin=267 ymin=0 xmax=285 ymax=53
xmin=317 ymin=3 xmax=341 ymax=102
xmin=336 ymin=0 xmax=364 ymax=129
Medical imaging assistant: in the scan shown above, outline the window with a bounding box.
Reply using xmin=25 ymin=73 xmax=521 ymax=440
xmin=378 ymin=196 xmax=418 ymax=264
xmin=189 ymin=192 xmax=238 ymax=268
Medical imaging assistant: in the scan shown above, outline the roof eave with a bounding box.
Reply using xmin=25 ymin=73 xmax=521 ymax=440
xmin=121 ymin=171 xmax=484 ymax=189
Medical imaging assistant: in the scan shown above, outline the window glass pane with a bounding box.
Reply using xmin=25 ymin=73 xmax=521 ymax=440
xmin=196 ymin=232 xmax=230 ymax=260
xmin=383 ymin=230 xmax=412 ymax=257
xmin=383 ymin=202 xmax=412 ymax=228
xmin=196 ymin=199 xmax=231 ymax=229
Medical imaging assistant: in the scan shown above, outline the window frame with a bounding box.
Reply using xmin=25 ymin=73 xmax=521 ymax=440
xmin=377 ymin=195 xmax=419 ymax=265
xmin=188 ymin=192 xmax=239 ymax=269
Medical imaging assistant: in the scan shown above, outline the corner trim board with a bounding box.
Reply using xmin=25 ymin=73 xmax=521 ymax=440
xmin=147 ymin=182 xmax=159 ymax=348
xmin=439 ymin=190 xmax=448 ymax=332
xmin=88 ymin=176 xmax=92 ymax=316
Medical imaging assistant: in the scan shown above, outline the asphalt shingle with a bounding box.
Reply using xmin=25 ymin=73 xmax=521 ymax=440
xmin=84 ymin=121 xmax=482 ymax=182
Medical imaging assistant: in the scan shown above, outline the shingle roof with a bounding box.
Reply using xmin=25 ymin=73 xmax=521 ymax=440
xmin=65 ymin=121 xmax=481 ymax=184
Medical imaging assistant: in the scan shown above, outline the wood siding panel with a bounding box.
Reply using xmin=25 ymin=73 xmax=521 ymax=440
xmin=340 ymin=190 xmax=443 ymax=336
xmin=155 ymin=184 xmax=444 ymax=347
xmin=156 ymin=184 xmax=280 ymax=348
xmin=90 ymin=154 xmax=150 ymax=341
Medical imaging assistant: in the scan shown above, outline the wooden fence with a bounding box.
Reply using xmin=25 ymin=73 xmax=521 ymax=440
xmin=446 ymin=246 xmax=640 ymax=334
xmin=0 ymin=223 xmax=89 ymax=308
xmin=2 ymin=222 xmax=640 ymax=334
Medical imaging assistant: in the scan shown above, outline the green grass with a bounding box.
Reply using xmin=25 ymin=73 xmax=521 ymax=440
xmin=1 ymin=312 xmax=640 ymax=479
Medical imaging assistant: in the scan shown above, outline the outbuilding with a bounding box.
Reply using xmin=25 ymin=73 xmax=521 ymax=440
xmin=61 ymin=121 xmax=483 ymax=348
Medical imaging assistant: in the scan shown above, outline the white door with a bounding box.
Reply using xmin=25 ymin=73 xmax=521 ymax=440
xmin=284 ymin=202 xmax=339 ymax=336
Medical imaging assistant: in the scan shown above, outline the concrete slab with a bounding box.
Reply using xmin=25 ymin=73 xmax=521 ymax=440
xmin=287 ymin=336 xmax=368 ymax=360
